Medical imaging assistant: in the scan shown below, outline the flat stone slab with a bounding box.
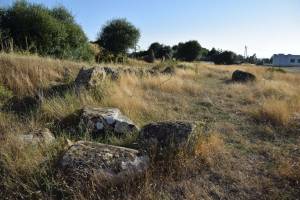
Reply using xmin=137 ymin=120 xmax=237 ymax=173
xmin=59 ymin=141 xmax=149 ymax=184
xmin=78 ymin=107 xmax=139 ymax=137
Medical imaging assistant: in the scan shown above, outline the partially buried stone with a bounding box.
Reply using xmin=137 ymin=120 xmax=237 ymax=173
xmin=75 ymin=67 xmax=106 ymax=88
xmin=59 ymin=141 xmax=149 ymax=185
xmin=18 ymin=128 xmax=55 ymax=146
xmin=232 ymin=70 xmax=256 ymax=82
xmin=137 ymin=121 xmax=196 ymax=158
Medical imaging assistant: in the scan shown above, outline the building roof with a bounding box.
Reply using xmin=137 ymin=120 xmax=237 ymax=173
xmin=273 ymin=54 xmax=300 ymax=57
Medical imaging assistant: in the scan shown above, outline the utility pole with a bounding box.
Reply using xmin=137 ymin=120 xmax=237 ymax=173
xmin=244 ymin=45 xmax=248 ymax=59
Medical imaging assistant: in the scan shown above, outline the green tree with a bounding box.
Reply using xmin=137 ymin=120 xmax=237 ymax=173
xmin=213 ymin=51 xmax=238 ymax=65
xmin=144 ymin=49 xmax=155 ymax=63
xmin=148 ymin=42 xmax=172 ymax=59
xmin=148 ymin=42 xmax=163 ymax=58
xmin=97 ymin=19 xmax=140 ymax=56
xmin=246 ymin=54 xmax=257 ymax=64
xmin=0 ymin=1 xmax=93 ymax=61
xmin=207 ymin=48 xmax=220 ymax=61
xmin=174 ymin=40 xmax=201 ymax=61
xmin=50 ymin=6 xmax=74 ymax=23
xmin=200 ymin=47 xmax=209 ymax=59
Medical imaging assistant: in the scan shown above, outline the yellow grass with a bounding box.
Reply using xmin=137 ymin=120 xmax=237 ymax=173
xmin=219 ymin=66 xmax=300 ymax=127
xmin=100 ymin=70 xmax=201 ymax=124
xmin=251 ymin=98 xmax=291 ymax=126
xmin=256 ymin=80 xmax=298 ymax=98
xmin=141 ymin=75 xmax=201 ymax=96
xmin=195 ymin=133 xmax=226 ymax=167
xmin=249 ymin=80 xmax=300 ymax=126
xmin=41 ymin=91 xmax=95 ymax=120
xmin=1 ymin=54 xmax=300 ymax=199
xmin=277 ymin=158 xmax=300 ymax=181
xmin=0 ymin=53 xmax=83 ymax=96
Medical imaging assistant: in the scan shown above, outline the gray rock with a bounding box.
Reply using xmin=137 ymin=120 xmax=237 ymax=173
xmin=59 ymin=141 xmax=149 ymax=184
xmin=148 ymin=66 xmax=160 ymax=75
xmin=103 ymin=66 xmax=120 ymax=80
xmin=121 ymin=67 xmax=135 ymax=74
xmin=18 ymin=128 xmax=55 ymax=146
xmin=145 ymin=66 xmax=176 ymax=76
xmin=146 ymin=69 xmax=159 ymax=76
xmin=75 ymin=67 xmax=106 ymax=88
xmin=78 ymin=107 xmax=139 ymax=137
xmin=232 ymin=70 xmax=256 ymax=82
xmin=138 ymin=121 xmax=196 ymax=156
xmin=122 ymin=67 xmax=145 ymax=76
xmin=161 ymin=66 xmax=175 ymax=75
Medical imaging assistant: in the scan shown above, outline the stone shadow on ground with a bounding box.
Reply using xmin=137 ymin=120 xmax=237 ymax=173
xmin=41 ymin=82 xmax=75 ymax=98
xmin=1 ymin=82 xmax=75 ymax=116
xmin=2 ymin=95 xmax=41 ymax=115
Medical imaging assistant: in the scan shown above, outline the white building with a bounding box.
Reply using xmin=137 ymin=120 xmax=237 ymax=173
xmin=272 ymin=54 xmax=300 ymax=67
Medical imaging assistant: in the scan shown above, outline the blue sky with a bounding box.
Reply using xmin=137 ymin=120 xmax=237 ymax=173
xmin=1 ymin=0 xmax=299 ymax=58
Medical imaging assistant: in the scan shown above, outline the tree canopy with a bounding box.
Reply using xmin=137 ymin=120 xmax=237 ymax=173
xmin=97 ymin=19 xmax=140 ymax=55
xmin=174 ymin=40 xmax=202 ymax=61
xmin=0 ymin=1 xmax=93 ymax=61
xmin=148 ymin=42 xmax=172 ymax=59
xmin=213 ymin=51 xmax=238 ymax=65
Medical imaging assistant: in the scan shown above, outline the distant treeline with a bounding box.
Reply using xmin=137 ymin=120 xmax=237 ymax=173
xmin=131 ymin=42 xmax=271 ymax=65
xmin=0 ymin=1 xmax=271 ymax=64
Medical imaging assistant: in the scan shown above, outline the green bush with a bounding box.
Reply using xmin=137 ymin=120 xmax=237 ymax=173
xmin=144 ymin=49 xmax=155 ymax=63
xmin=148 ymin=42 xmax=172 ymax=59
xmin=0 ymin=1 xmax=93 ymax=61
xmin=96 ymin=19 xmax=140 ymax=56
xmin=213 ymin=51 xmax=238 ymax=65
xmin=174 ymin=40 xmax=201 ymax=61
xmin=95 ymin=46 xmax=115 ymax=63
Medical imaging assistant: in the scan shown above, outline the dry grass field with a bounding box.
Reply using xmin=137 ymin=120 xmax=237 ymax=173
xmin=0 ymin=53 xmax=299 ymax=199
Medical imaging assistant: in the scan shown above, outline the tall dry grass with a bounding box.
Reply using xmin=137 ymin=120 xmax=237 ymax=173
xmin=251 ymin=98 xmax=300 ymax=126
xmin=100 ymin=70 xmax=201 ymax=124
xmin=251 ymin=79 xmax=300 ymax=127
xmin=0 ymin=136 xmax=70 ymax=199
xmin=217 ymin=63 xmax=300 ymax=127
xmin=277 ymin=158 xmax=300 ymax=182
xmin=0 ymin=54 xmax=299 ymax=199
xmin=0 ymin=53 xmax=84 ymax=96
xmin=194 ymin=132 xmax=227 ymax=167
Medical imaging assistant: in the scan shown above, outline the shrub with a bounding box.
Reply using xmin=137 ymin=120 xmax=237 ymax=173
xmin=144 ymin=49 xmax=155 ymax=63
xmin=213 ymin=51 xmax=238 ymax=65
xmin=95 ymin=46 xmax=115 ymax=63
xmin=129 ymin=50 xmax=148 ymax=60
xmin=148 ymin=42 xmax=172 ymax=59
xmin=199 ymin=47 xmax=209 ymax=60
xmin=206 ymin=48 xmax=220 ymax=61
xmin=96 ymin=19 xmax=140 ymax=56
xmin=245 ymin=54 xmax=257 ymax=64
xmin=174 ymin=40 xmax=201 ymax=61
xmin=0 ymin=1 xmax=93 ymax=61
